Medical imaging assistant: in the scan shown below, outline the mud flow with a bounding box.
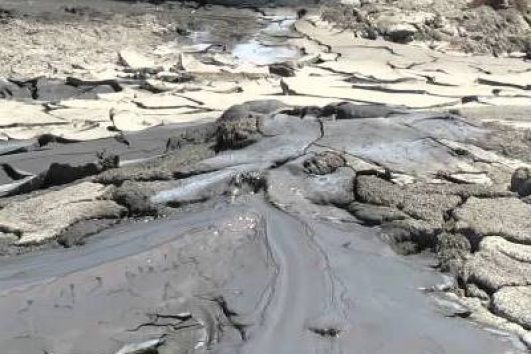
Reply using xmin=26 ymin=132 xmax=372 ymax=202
xmin=0 ymin=0 xmax=530 ymax=353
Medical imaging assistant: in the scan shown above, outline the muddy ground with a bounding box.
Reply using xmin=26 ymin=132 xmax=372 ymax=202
xmin=2 ymin=100 xmax=531 ymax=354
xmin=321 ymin=0 xmax=530 ymax=55
xmin=0 ymin=0 xmax=531 ymax=353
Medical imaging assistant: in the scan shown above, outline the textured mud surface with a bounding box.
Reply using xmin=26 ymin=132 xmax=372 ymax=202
xmin=1 ymin=1 xmax=531 ymax=353
xmin=0 ymin=99 xmax=530 ymax=353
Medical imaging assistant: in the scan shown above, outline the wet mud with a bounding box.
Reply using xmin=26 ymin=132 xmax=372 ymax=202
xmin=0 ymin=198 xmax=523 ymax=354
xmin=0 ymin=99 xmax=529 ymax=353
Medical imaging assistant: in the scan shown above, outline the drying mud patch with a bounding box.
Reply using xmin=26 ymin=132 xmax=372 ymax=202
xmin=0 ymin=100 xmax=530 ymax=352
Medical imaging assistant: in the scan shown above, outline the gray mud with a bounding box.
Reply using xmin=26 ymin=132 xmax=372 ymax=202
xmin=0 ymin=199 xmax=520 ymax=354
xmin=0 ymin=99 xmax=529 ymax=353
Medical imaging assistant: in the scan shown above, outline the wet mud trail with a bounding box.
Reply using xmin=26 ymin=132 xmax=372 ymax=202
xmin=0 ymin=197 xmax=522 ymax=353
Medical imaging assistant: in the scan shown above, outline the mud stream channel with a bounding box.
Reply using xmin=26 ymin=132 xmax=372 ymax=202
xmin=0 ymin=196 xmax=521 ymax=354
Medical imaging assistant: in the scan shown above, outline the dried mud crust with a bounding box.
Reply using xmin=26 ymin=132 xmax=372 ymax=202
xmin=0 ymin=2 xmax=261 ymax=77
xmin=320 ymin=0 xmax=530 ymax=54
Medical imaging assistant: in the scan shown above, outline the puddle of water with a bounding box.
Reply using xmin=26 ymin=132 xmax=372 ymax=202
xmin=232 ymin=40 xmax=299 ymax=65
xmin=188 ymin=31 xmax=212 ymax=43
xmin=232 ymin=16 xmax=299 ymax=65
xmin=184 ymin=15 xmax=300 ymax=66
xmin=261 ymin=18 xmax=296 ymax=37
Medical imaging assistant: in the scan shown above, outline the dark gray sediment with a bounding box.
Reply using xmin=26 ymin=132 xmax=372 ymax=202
xmin=0 ymin=99 xmax=529 ymax=353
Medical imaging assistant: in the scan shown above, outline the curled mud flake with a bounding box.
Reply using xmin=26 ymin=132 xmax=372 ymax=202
xmin=463 ymin=236 xmax=531 ymax=293
xmin=209 ymin=296 xmax=248 ymax=341
xmin=1 ymin=164 xmax=32 ymax=180
xmin=445 ymin=310 xmax=473 ymax=319
xmin=127 ymin=311 xmax=199 ymax=333
xmin=96 ymin=151 xmax=120 ymax=171
xmin=57 ymin=219 xmax=118 ymax=248
xmin=280 ymin=79 xmax=297 ymax=95
xmin=465 ymin=283 xmax=490 ymax=303
xmin=279 ymin=106 xmax=322 ymax=118
xmin=113 ymin=338 xmax=164 ymax=354
xmin=492 ymin=286 xmax=531 ymax=330
xmin=308 ymin=326 xmax=343 ymax=338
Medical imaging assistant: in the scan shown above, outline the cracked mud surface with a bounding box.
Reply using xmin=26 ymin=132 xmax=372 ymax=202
xmin=1 ymin=99 xmax=530 ymax=353
xmin=1 ymin=1 xmax=531 ymax=353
